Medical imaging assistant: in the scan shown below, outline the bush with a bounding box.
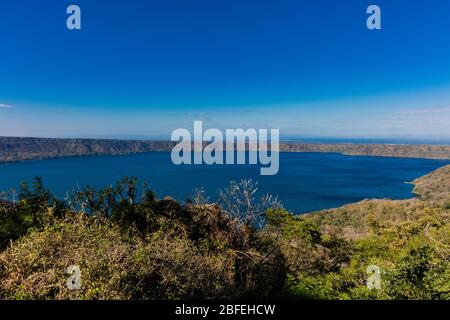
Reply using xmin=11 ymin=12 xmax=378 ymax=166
xmin=0 ymin=178 xmax=286 ymax=299
xmin=1 ymin=175 xmax=449 ymax=300
xmin=0 ymin=212 xmax=285 ymax=299
xmin=0 ymin=177 xmax=63 ymax=250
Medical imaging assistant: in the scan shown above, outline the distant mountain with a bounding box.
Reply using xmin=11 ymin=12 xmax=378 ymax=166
xmin=0 ymin=137 xmax=174 ymax=163
xmin=1 ymin=136 xmax=450 ymax=163
xmin=281 ymin=142 xmax=450 ymax=159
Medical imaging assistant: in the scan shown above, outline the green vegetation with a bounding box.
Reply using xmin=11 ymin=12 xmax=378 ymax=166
xmin=0 ymin=166 xmax=449 ymax=300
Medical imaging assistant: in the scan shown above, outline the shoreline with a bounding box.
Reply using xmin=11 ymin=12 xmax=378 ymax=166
xmin=1 ymin=136 xmax=450 ymax=164
xmin=2 ymin=150 xmax=450 ymax=166
xmin=1 ymin=150 xmax=448 ymax=217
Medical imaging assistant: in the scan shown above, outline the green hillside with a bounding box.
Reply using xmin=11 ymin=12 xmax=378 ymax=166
xmin=0 ymin=167 xmax=449 ymax=300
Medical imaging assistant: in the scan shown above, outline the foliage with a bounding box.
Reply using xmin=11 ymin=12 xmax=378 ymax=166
xmin=0 ymin=167 xmax=449 ymax=300
xmin=0 ymin=178 xmax=285 ymax=299
xmin=0 ymin=177 xmax=64 ymax=250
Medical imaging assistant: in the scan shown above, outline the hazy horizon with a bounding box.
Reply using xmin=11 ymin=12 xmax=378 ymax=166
xmin=2 ymin=133 xmax=450 ymax=146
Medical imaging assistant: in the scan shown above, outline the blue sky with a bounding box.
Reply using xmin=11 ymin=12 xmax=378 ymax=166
xmin=1 ymin=0 xmax=450 ymax=141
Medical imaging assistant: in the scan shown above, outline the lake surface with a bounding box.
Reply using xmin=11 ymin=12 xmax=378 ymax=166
xmin=0 ymin=152 xmax=448 ymax=213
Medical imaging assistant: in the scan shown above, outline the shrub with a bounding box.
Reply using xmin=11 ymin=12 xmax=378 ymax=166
xmin=0 ymin=212 xmax=283 ymax=299
xmin=0 ymin=177 xmax=63 ymax=250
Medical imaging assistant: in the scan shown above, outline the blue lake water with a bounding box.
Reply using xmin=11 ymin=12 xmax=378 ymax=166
xmin=0 ymin=152 xmax=448 ymax=213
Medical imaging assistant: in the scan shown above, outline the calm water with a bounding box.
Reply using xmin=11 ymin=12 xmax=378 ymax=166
xmin=0 ymin=152 xmax=448 ymax=213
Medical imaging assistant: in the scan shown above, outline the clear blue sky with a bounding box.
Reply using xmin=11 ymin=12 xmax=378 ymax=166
xmin=1 ymin=0 xmax=450 ymax=141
